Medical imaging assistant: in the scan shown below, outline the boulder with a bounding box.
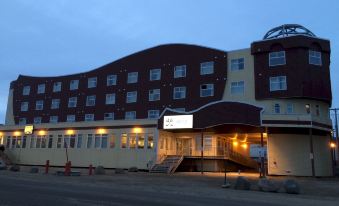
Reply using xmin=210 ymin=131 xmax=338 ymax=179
xmin=258 ymin=178 xmax=280 ymax=192
xmin=94 ymin=166 xmax=105 ymax=175
xmin=128 ymin=167 xmax=138 ymax=172
xmin=0 ymin=159 xmax=7 ymax=170
xmin=283 ymin=179 xmax=300 ymax=194
xmin=30 ymin=167 xmax=39 ymax=173
xmin=234 ymin=176 xmax=251 ymax=190
xmin=115 ymin=168 xmax=125 ymax=174
xmin=10 ymin=165 xmax=20 ymax=172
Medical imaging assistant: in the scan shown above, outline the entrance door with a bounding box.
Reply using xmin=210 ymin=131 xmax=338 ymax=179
xmin=176 ymin=138 xmax=192 ymax=156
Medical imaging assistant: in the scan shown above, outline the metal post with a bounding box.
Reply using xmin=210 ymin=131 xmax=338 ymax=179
xmin=309 ymin=128 xmax=315 ymax=177
xmin=335 ymin=109 xmax=339 ymax=163
xmin=200 ymin=129 xmax=204 ymax=175
xmin=260 ymin=128 xmax=265 ymax=178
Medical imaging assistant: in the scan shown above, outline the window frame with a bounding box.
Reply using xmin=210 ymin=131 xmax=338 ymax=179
xmin=149 ymin=89 xmax=160 ymax=101
xmin=174 ymin=65 xmax=187 ymax=78
xmin=269 ymin=76 xmax=287 ymax=91
xmin=200 ymin=84 xmax=214 ymax=97
xmin=148 ymin=110 xmax=160 ymax=119
xmin=230 ymin=81 xmax=245 ymax=95
xmin=88 ymin=77 xmax=97 ymax=88
xmin=125 ymin=111 xmax=136 ymax=120
xmin=105 ymin=93 xmax=116 ymax=105
xmin=269 ymin=51 xmax=286 ymax=67
xmin=22 ymin=86 xmax=30 ymax=96
xmin=107 ymin=74 xmax=117 ymax=86
xmin=35 ymin=100 xmax=44 ymax=110
xmin=86 ymin=95 xmax=96 ymax=106
xmin=21 ymin=102 xmax=29 ymax=112
xmin=85 ymin=114 xmax=94 ymax=121
xmin=70 ymin=80 xmax=79 ymax=90
xmin=309 ymin=50 xmax=322 ymax=66
xmin=200 ymin=61 xmax=214 ymax=75
xmin=231 ymin=58 xmax=245 ymax=71
xmin=173 ymin=86 xmax=186 ymax=99
xmin=127 ymin=72 xmax=138 ymax=84
xmin=53 ymin=82 xmax=62 ymax=92
xmin=51 ymin=99 xmax=60 ymax=109
xmin=37 ymin=84 xmax=45 ymax=94
xmin=126 ymin=91 xmax=137 ymax=103
xmin=68 ymin=97 xmax=77 ymax=108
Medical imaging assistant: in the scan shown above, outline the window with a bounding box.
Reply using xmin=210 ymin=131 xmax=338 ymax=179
xmin=66 ymin=115 xmax=76 ymax=122
xmin=30 ymin=136 xmax=35 ymax=148
xmin=129 ymin=134 xmax=136 ymax=149
xmin=48 ymin=135 xmax=53 ymax=148
xmin=19 ymin=118 xmax=26 ymax=125
xmin=273 ymin=104 xmax=281 ymax=114
xmin=63 ymin=135 xmax=70 ymax=148
xmin=200 ymin=84 xmax=214 ymax=97
xmin=70 ymin=80 xmax=79 ymax=90
xmin=121 ymin=133 xmax=127 ymax=148
xmin=286 ymin=103 xmax=294 ymax=114
xmin=269 ymin=51 xmax=286 ymax=66
xmin=85 ymin=114 xmax=94 ymax=121
xmin=173 ymin=87 xmax=186 ymax=99
xmin=126 ymin=91 xmax=137 ymax=103
xmin=305 ymin=104 xmax=311 ymax=114
xmin=57 ymin=135 xmax=62 ymax=148
xmin=200 ymin=61 xmax=214 ymax=75
xmin=22 ymin=136 xmax=27 ymax=148
xmin=68 ymin=97 xmax=77 ymax=108
xmin=94 ymin=134 xmax=100 ymax=148
xmin=150 ymin=68 xmax=161 ymax=81
xmin=51 ymin=99 xmax=60 ymax=109
xmin=49 ymin=116 xmax=58 ymax=123
xmin=35 ymin=100 xmax=44 ymax=110
xmin=231 ymin=81 xmax=244 ymax=95
xmin=37 ymin=84 xmax=45 ymax=94
xmin=269 ymin=76 xmax=287 ymax=91
xmin=107 ymin=74 xmax=117 ymax=86
xmin=53 ymin=82 xmax=62 ymax=92
xmin=231 ymin=58 xmax=244 ymax=71
xmin=110 ymin=134 xmax=116 ymax=148
xmin=105 ymin=93 xmax=116 ymax=105
xmin=316 ymin=105 xmax=320 ymax=116
xmin=127 ymin=72 xmax=138 ymax=83
xmin=148 ymin=110 xmax=159 ymax=119
xmin=23 ymin=86 xmax=30 ymax=95
xmin=147 ymin=134 xmax=154 ymax=149
xmin=69 ymin=135 xmax=76 ymax=148
xmin=86 ymin=95 xmax=96 ymax=106
xmin=104 ymin=112 xmax=114 ymax=120
xmin=88 ymin=77 xmax=97 ymax=88
xmin=309 ymin=50 xmax=322 ymax=65
xmin=34 ymin=117 xmax=42 ymax=124
xmin=149 ymin=89 xmax=160 ymax=101
xmin=101 ymin=134 xmax=108 ymax=148
xmin=77 ymin=134 xmax=82 ymax=148
xmin=87 ymin=134 xmax=93 ymax=148
xmin=138 ymin=134 xmax=145 ymax=149
xmin=174 ymin=65 xmax=186 ymax=78
xmin=125 ymin=111 xmax=136 ymax=120
xmin=21 ymin=102 xmax=29 ymax=111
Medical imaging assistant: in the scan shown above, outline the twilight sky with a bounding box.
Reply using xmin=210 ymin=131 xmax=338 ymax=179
xmin=0 ymin=0 xmax=338 ymax=124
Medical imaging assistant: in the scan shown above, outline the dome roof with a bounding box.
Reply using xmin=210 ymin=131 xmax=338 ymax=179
xmin=263 ymin=24 xmax=316 ymax=40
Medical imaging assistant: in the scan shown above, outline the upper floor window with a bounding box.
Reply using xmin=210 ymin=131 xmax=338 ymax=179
xmin=51 ymin=99 xmax=60 ymax=109
xmin=127 ymin=72 xmax=138 ymax=84
xmin=34 ymin=117 xmax=42 ymax=124
xmin=269 ymin=51 xmax=286 ymax=66
xmin=21 ymin=102 xmax=29 ymax=112
xmin=200 ymin=84 xmax=214 ymax=97
xmin=273 ymin=103 xmax=281 ymax=114
xmin=106 ymin=93 xmax=116 ymax=105
xmin=126 ymin=91 xmax=137 ymax=103
xmin=231 ymin=58 xmax=244 ymax=71
xmin=22 ymin=86 xmax=30 ymax=95
xmin=35 ymin=100 xmax=44 ymax=110
xmin=231 ymin=81 xmax=244 ymax=95
xmin=88 ymin=77 xmax=97 ymax=88
xmin=148 ymin=110 xmax=159 ymax=119
xmin=53 ymin=82 xmax=62 ymax=92
xmin=200 ymin=61 xmax=214 ymax=75
xmin=309 ymin=50 xmax=322 ymax=66
xmin=68 ymin=97 xmax=77 ymax=108
xmin=125 ymin=111 xmax=136 ymax=120
xmin=70 ymin=80 xmax=79 ymax=90
xmin=174 ymin=65 xmax=186 ymax=78
xmin=49 ymin=116 xmax=58 ymax=123
xmin=107 ymin=74 xmax=117 ymax=86
xmin=173 ymin=86 xmax=186 ymax=99
xmin=104 ymin=112 xmax=114 ymax=120
xmin=150 ymin=69 xmax=161 ymax=81
xmin=85 ymin=114 xmax=94 ymax=121
xmin=19 ymin=118 xmax=26 ymax=125
xmin=66 ymin=115 xmax=76 ymax=122
xmin=149 ymin=89 xmax=160 ymax=101
xmin=86 ymin=95 xmax=96 ymax=106
xmin=269 ymin=76 xmax=287 ymax=91
xmin=37 ymin=84 xmax=45 ymax=94
xmin=286 ymin=103 xmax=294 ymax=114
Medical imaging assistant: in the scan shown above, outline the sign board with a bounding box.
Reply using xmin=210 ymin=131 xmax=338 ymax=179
xmin=24 ymin=125 xmax=34 ymax=135
xmin=163 ymin=115 xmax=193 ymax=129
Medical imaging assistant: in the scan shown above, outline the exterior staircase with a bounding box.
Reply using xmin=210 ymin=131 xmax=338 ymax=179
xmin=150 ymin=155 xmax=184 ymax=174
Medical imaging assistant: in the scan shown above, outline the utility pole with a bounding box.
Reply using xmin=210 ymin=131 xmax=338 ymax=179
xmin=330 ymin=108 xmax=339 ymax=162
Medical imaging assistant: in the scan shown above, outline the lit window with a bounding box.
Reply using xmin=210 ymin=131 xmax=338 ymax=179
xmin=173 ymin=86 xmax=186 ymax=99
xmin=231 ymin=58 xmax=244 ymax=71
xmin=150 ymin=68 xmax=161 ymax=81
xmin=125 ymin=111 xmax=136 ymax=120
xmin=286 ymin=103 xmax=294 ymax=114
xmin=269 ymin=51 xmax=286 ymax=66
xmin=127 ymin=72 xmax=138 ymax=83
xmin=269 ymin=76 xmax=287 ymax=91
xmin=66 ymin=115 xmax=76 ymax=122
xmin=104 ymin=112 xmax=114 ymax=120
xmin=126 ymin=91 xmax=137 ymax=103
xmin=49 ymin=116 xmax=58 ymax=123
xmin=231 ymin=81 xmax=244 ymax=95
xmin=137 ymin=134 xmax=145 ymax=149
xmin=174 ymin=65 xmax=186 ymax=78
xmin=51 ymin=99 xmax=60 ymax=109
xmin=87 ymin=134 xmax=93 ymax=148
xmin=148 ymin=110 xmax=159 ymax=119
xmin=147 ymin=134 xmax=154 ymax=149
xmin=309 ymin=50 xmax=322 ymax=66
xmin=121 ymin=133 xmax=127 ymax=148
xmin=85 ymin=114 xmax=94 ymax=121
xmin=70 ymin=80 xmax=79 ymax=90
xmin=273 ymin=104 xmax=281 ymax=114
xmin=105 ymin=93 xmax=116 ymax=105
xmin=22 ymin=86 xmax=30 ymax=95
xmin=21 ymin=102 xmax=29 ymax=111
xmin=37 ymin=84 xmax=45 ymax=94
xmin=107 ymin=74 xmax=117 ymax=86
xmin=88 ymin=77 xmax=97 ymax=88
xmin=35 ymin=100 xmax=44 ymax=110
xmin=34 ymin=117 xmax=42 ymax=124
xmin=86 ymin=95 xmax=96 ymax=106
xmin=200 ymin=84 xmax=214 ymax=97
xmin=200 ymin=61 xmax=214 ymax=75
xmin=19 ymin=118 xmax=26 ymax=125
xmin=110 ymin=134 xmax=116 ymax=148
xmin=129 ymin=134 xmax=136 ymax=149
xmin=68 ymin=97 xmax=77 ymax=108
xmin=149 ymin=89 xmax=160 ymax=101
xmin=53 ymin=82 xmax=62 ymax=92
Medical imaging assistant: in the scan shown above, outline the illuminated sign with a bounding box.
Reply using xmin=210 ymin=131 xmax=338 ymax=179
xmin=24 ymin=125 xmax=34 ymax=135
xmin=163 ymin=115 xmax=193 ymax=129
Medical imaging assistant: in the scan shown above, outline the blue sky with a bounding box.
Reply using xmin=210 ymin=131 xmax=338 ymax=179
xmin=0 ymin=0 xmax=338 ymax=124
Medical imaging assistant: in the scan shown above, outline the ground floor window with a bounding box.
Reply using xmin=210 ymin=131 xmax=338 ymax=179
xmin=121 ymin=133 xmax=128 ymax=148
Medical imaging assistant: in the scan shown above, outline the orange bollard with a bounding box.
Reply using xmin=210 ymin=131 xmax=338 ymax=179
xmin=89 ymin=164 xmax=93 ymax=176
xmin=45 ymin=160 xmax=50 ymax=174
